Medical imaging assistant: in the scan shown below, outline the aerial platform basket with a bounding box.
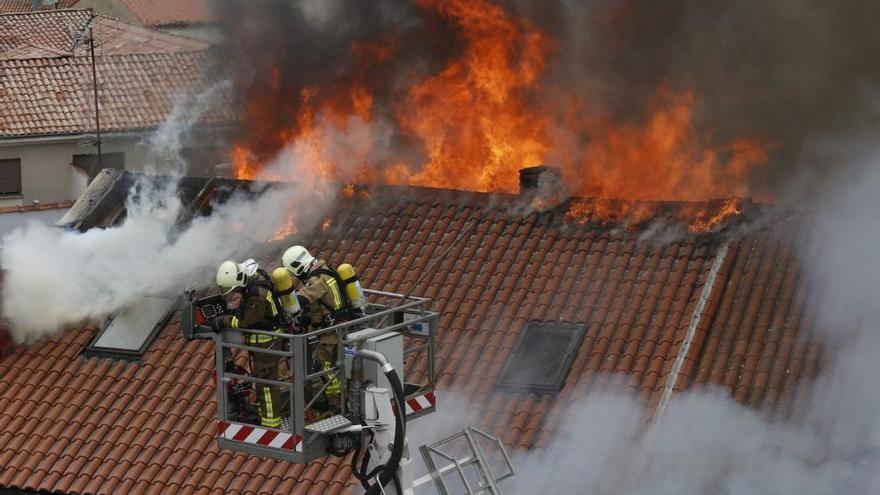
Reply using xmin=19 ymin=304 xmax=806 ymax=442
xmin=182 ymin=288 xmax=439 ymax=463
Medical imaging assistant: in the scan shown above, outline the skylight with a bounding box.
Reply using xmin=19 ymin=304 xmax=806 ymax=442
xmin=497 ymin=322 xmax=586 ymax=394
xmin=83 ymin=295 xmax=178 ymax=359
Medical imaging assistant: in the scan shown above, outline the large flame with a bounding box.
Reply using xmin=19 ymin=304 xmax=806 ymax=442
xmin=231 ymin=0 xmax=767 ymax=232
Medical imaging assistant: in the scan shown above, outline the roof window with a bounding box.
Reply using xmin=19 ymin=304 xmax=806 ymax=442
xmin=497 ymin=322 xmax=586 ymax=394
xmin=83 ymin=295 xmax=178 ymax=359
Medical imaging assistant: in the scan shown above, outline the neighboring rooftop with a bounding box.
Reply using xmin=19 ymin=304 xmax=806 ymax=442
xmin=0 ymin=171 xmax=825 ymax=493
xmin=0 ymin=0 xmax=78 ymax=14
xmin=1 ymin=51 xmax=233 ymax=138
xmin=119 ymin=0 xmax=216 ymax=28
xmin=0 ymin=10 xmax=231 ymax=139
xmin=0 ymin=10 xmax=209 ymax=61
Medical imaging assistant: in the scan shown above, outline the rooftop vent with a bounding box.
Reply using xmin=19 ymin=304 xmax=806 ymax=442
xmin=31 ymin=0 xmax=57 ymax=10
xmin=519 ymin=165 xmax=563 ymax=210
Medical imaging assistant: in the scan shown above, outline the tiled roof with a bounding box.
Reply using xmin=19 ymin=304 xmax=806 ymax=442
xmin=0 ymin=0 xmax=78 ymax=14
xmin=0 ymin=10 xmax=209 ymax=61
xmin=0 ymin=185 xmax=824 ymax=493
xmin=0 ymin=9 xmax=90 ymax=58
xmin=0 ymin=51 xmax=234 ymax=137
xmin=121 ymin=0 xmax=216 ymax=27
xmin=0 ymin=200 xmax=73 ymax=213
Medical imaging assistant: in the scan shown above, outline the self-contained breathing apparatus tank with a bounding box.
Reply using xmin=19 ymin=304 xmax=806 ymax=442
xmin=337 ymin=263 xmax=366 ymax=314
xmin=271 ymin=267 xmax=302 ymax=319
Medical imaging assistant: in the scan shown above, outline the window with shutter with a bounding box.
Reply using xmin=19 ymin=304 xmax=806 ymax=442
xmin=0 ymin=159 xmax=22 ymax=196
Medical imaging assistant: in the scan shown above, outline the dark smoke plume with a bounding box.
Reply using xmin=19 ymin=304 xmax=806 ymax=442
xmin=505 ymin=0 xmax=880 ymax=202
xmin=215 ymin=0 xmax=455 ymax=165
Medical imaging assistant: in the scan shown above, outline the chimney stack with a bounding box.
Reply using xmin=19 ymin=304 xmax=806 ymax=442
xmin=519 ymin=165 xmax=564 ymax=210
xmin=31 ymin=0 xmax=57 ymax=10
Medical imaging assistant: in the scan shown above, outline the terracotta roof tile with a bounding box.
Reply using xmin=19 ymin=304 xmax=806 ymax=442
xmin=0 ymin=12 xmax=230 ymax=138
xmin=120 ymin=0 xmax=216 ymax=27
xmin=0 ymin=10 xmax=208 ymax=62
xmin=0 ymin=0 xmax=77 ymax=13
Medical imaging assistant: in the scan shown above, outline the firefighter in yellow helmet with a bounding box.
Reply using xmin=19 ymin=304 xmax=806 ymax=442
xmin=282 ymin=246 xmax=347 ymax=411
xmin=211 ymin=259 xmax=287 ymax=429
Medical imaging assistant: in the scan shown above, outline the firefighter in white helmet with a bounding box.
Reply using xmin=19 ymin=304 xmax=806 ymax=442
xmin=281 ymin=246 xmax=350 ymax=329
xmin=282 ymin=245 xmax=348 ymax=411
xmin=211 ymin=259 xmax=287 ymax=429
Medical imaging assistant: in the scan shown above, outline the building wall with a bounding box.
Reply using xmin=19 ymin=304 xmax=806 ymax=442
xmin=71 ymin=0 xmax=139 ymax=24
xmin=0 ymin=133 xmax=227 ymax=207
xmin=0 ymin=136 xmax=139 ymax=206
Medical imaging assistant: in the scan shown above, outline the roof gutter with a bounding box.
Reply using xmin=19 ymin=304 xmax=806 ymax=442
xmin=0 ymin=134 xmax=87 ymax=147
xmin=0 ymin=124 xmax=237 ymax=148
xmin=0 ymin=132 xmax=150 ymax=147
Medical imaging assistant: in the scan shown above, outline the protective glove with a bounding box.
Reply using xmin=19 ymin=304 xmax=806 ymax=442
xmin=209 ymin=315 xmax=233 ymax=333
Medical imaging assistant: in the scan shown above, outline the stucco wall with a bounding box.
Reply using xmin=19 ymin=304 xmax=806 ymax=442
xmin=0 ymin=126 xmax=232 ymax=206
xmin=0 ymin=134 xmax=222 ymax=206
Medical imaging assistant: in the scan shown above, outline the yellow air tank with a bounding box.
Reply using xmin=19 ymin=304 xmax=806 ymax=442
xmin=272 ymin=267 xmax=301 ymax=317
xmin=337 ymin=263 xmax=366 ymax=312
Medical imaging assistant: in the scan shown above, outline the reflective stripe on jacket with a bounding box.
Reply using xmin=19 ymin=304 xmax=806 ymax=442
xmin=299 ymin=260 xmax=345 ymax=325
xmin=322 ymin=361 xmax=341 ymax=397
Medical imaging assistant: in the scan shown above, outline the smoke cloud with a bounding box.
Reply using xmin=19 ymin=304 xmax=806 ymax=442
xmin=0 ymin=86 xmax=335 ymax=342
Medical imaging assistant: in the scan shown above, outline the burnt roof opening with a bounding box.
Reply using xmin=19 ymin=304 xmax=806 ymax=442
xmin=497 ymin=322 xmax=586 ymax=394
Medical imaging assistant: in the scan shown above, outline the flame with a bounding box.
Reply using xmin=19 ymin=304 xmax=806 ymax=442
xmin=321 ymin=217 xmax=333 ymax=231
xmin=686 ymin=198 xmax=744 ymax=233
xmin=390 ymin=0 xmax=552 ymax=193
xmin=231 ymin=0 xmax=768 ymax=232
xmin=231 ymin=144 xmax=261 ymax=181
xmin=270 ymin=214 xmax=297 ymax=241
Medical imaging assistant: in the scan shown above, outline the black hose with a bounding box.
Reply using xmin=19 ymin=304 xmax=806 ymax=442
xmin=353 ymin=430 xmax=374 ymax=491
xmin=364 ymin=367 xmax=407 ymax=495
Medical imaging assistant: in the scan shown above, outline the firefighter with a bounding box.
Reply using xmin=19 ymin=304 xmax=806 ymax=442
xmin=281 ymin=246 xmax=348 ymax=329
xmin=282 ymin=245 xmax=346 ymax=411
xmin=211 ymin=259 xmax=287 ymax=429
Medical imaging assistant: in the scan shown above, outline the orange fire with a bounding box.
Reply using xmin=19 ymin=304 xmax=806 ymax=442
xmin=270 ymin=214 xmax=297 ymax=241
xmin=685 ymin=198 xmax=744 ymax=233
xmin=231 ymin=0 xmax=767 ymax=232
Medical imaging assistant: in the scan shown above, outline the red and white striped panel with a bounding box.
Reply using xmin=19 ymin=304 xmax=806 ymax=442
xmin=218 ymin=421 xmax=303 ymax=452
xmin=404 ymin=391 xmax=436 ymax=415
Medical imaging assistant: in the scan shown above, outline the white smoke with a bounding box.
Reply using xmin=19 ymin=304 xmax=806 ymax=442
xmin=413 ymin=129 xmax=880 ymax=494
xmin=0 ymin=85 xmax=335 ymax=342
xmin=143 ymin=81 xmax=231 ymax=173
xmin=511 ymin=147 xmax=880 ymax=493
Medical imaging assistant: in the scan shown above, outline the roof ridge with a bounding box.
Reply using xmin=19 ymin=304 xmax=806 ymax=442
xmin=0 ymin=8 xmax=88 ymax=18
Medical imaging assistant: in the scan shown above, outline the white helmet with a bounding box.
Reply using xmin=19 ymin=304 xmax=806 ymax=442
xmin=216 ymin=260 xmax=247 ymax=294
xmin=282 ymin=245 xmax=315 ymax=278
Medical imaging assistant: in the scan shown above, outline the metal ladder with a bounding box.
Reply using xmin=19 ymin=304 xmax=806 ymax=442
xmin=416 ymin=426 xmax=516 ymax=494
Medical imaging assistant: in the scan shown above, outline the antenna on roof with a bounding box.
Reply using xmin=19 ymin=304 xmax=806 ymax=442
xmin=86 ymin=9 xmax=103 ymax=181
